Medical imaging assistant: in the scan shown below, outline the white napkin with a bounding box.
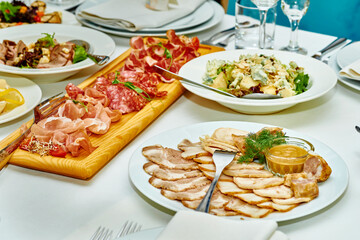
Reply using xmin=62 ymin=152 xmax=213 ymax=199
xmin=156 ymin=210 xmax=288 ymax=240
xmin=78 ymin=0 xmax=206 ymax=31
xmin=339 ymin=59 xmax=360 ymax=80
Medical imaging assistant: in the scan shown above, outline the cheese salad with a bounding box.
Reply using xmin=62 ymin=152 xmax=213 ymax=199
xmin=203 ymin=54 xmax=309 ymax=98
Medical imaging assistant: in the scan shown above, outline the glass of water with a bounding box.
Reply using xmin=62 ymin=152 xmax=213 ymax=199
xmin=250 ymin=0 xmax=279 ymax=49
xmin=280 ymin=0 xmax=310 ymax=54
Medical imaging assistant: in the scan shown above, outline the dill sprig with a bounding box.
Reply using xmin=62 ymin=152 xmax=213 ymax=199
xmin=238 ymin=129 xmax=286 ymax=164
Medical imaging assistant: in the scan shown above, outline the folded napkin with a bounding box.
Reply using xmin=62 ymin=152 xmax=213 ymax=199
xmin=339 ymin=59 xmax=360 ymax=80
xmin=78 ymin=0 xmax=206 ymax=31
xmin=156 ymin=210 xmax=288 ymax=240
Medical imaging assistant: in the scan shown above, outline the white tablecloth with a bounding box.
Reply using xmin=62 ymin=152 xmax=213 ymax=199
xmin=0 ymin=14 xmax=358 ymax=240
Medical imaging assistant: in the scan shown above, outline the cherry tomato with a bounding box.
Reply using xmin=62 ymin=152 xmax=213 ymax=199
xmin=16 ymin=22 xmax=23 ymax=26
xmin=49 ymin=144 xmax=67 ymax=158
xmin=5 ymin=9 xmax=10 ymax=14
xmin=37 ymin=11 xmax=44 ymax=17
xmin=34 ymin=15 xmax=41 ymax=22
xmin=19 ymin=137 xmax=31 ymax=151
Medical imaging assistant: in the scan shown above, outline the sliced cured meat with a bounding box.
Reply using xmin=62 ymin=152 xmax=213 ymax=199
xmin=303 ymin=154 xmax=332 ymax=182
xmin=291 ymin=178 xmax=319 ymax=198
xmin=200 ymin=135 xmax=238 ymax=154
xmin=225 ymin=198 xmax=272 ymax=218
xmin=149 ymin=176 xmax=210 ymax=192
xmin=233 ymin=193 xmax=270 ymax=204
xmin=233 ymin=177 xmax=284 ymax=190
xmin=284 ymin=172 xmax=308 ymax=187
xmin=142 ymin=145 xmax=198 ymax=170
xmin=225 ymin=161 xmax=264 ymax=170
xmin=57 ymin=100 xmax=87 ymax=120
xmin=217 ymin=181 xmax=252 ymax=195
xmin=177 ymin=139 xmax=211 ymax=160
xmin=198 ymin=163 xmax=215 ymax=172
xmin=192 ymin=155 xmax=213 ymax=164
xmin=161 ymin=184 xmax=210 ymax=201
xmin=223 ymin=169 xmax=274 ymax=178
xmin=201 ymin=170 xmax=233 ymax=182
xmin=257 ymin=202 xmax=297 ymax=212
xmin=272 ymin=197 xmax=313 ymax=205
xmin=65 ymin=129 xmax=97 ymax=157
xmin=143 ymin=162 xmax=203 ymax=180
xmin=182 ymin=189 xmax=231 ymax=210
xmin=211 ymin=127 xmax=249 ymax=144
xmin=210 ymin=208 xmax=239 ymax=216
xmin=65 ymin=83 xmax=84 ymax=99
xmin=253 ymin=185 xmax=293 ymax=199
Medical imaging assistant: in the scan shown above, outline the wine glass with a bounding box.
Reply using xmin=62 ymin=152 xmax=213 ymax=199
xmin=251 ymin=0 xmax=280 ymax=49
xmin=280 ymin=0 xmax=310 ymax=54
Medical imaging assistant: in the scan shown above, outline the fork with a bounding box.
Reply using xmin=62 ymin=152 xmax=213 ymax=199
xmin=0 ymin=92 xmax=66 ymax=170
xmin=116 ymin=220 xmax=142 ymax=238
xmin=216 ymin=32 xmax=235 ymax=48
xmin=90 ymin=226 xmax=113 ymax=240
xmin=311 ymin=37 xmax=347 ymax=61
xmin=196 ymin=150 xmax=237 ymax=212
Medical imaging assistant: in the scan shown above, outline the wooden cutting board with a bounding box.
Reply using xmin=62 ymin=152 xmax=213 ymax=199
xmin=0 ymin=44 xmax=224 ymax=180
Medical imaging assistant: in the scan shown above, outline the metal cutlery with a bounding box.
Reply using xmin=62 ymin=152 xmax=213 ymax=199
xmin=216 ymin=32 xmax=235 ymax=48
xmin=355 ymin=126 xmax=360 ymax=133
xmin=312 ymin=37 xmax=347 ymax=61
xmin=200 ymin=26 xmax=235 ymax=46
xmin=196 ymin=150 xmax=237 ymax=213
xmin=89 ymin=221 xmax=142 ymax=240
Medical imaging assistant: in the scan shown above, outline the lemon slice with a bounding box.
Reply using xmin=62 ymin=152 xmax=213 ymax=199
xmin=0 ymin=88 xmax=25 ymax=112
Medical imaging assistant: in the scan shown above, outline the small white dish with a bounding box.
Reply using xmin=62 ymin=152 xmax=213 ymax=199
xmin=179 ymin=49 xmax=337 ymax=114
xmin=0 ymin=24 xmax=115 ymax=83
xmin=329 ymin=53 xmax=360 ymax=91
xmin=336 ymin=41 xmax=360 ymax=69
xmin=129 ymin=121 xmax=349 ymax=222
xmin=0 ymin=73 xmax=42 ymax=124
xmin=75 ymin=0 xmax=224 ymax=37
xmin=44 ymin=0 xmax=86 ymax=11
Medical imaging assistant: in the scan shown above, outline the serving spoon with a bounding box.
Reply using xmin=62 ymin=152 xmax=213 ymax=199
xmin=154 ymin=65 xmax=282 ymax=100
xmin=69 ymin=39 xmax=110 ymax=66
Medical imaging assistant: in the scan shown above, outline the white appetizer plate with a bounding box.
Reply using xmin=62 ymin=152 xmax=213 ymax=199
xmin=0 ymin=73 xmax=41 ymax=124
xmin=179 ymin=49 xmax=337 ymax=114
xmin=129 ymin=121 xmax=349 ymax=222
xmin=0 ymin=24 xmax=115 ymax=83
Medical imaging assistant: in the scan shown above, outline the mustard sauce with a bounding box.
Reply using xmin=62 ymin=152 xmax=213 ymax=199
xmin=266 ymin=144 xmax=309 ymax=176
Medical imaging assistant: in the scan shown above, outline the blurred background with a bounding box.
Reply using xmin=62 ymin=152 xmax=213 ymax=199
xmin=218 ymin=0 xmax=360 ymax=41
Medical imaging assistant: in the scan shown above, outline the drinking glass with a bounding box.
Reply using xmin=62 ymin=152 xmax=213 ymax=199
xmin=280 ymin=0 xmax=310 ymax=54
xmin=250 ymin=0 xmax=279 ymax=49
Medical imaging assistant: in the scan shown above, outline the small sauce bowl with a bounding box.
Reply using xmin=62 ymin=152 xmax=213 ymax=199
xmin=265 ymin=137 xmax=314 ymax=177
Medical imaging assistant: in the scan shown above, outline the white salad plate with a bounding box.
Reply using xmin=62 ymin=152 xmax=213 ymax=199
xmin=179 ymin=49 xmax=337 ymax=114
xmin=76 ymin=0 xmax=214 ymax=32
xmin=129 ymin=121 xmax=349 ymax=222
xmin=0 ymin=24 xmax=115 ymax=83
xmin=336 ymin=41 xmax=360 ymax=69
xmin=0 ymin=73 xmax=41 ymax=124
xmin=75 ymin=0 xmax=224 ymax=37
xmin=329 ymin=53 xmax=360 ymax=91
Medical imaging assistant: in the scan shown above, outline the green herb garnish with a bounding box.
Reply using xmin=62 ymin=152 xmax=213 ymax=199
xmin=73 ymin=45 xmax=88 ymax=63
xmin=37 ymin=33 xmax=56 ymax=48
xmin=238 ymin=129 xmax=286 ymax=164
xmin=72 ymin=100 xmax=88 ymax=112
xmin=112 ymin=72 xmax=151 ymax=101
xmin=157 ymin=42 xmax=173 ymax=70
xmin=0 ymin=2 xmax=20 ymax=22
xmin=294 ymin=72 xmax=309 ymax=94
xmin=112 ymin=71 xmax=120 ymax=84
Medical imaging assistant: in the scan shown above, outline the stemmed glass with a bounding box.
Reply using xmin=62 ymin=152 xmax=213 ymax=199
xmin=280 ymin=0 xmax=310 ymax=54
xmin=251 ymin=0 xmax=280 ymax=49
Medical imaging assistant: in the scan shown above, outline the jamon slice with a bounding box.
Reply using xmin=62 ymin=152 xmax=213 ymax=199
xmin=233 ymin=177 xmax=284 ymax=190
xmin=143 ymin=162 xmax=203 ymax=180
xmin=142 ymin=145 xmax=198 ymax=170
xmin=161 ymin=184 xmax=210 ymax=201
xmin=149 ymin=176 xmax=210 ymax=192
xmin=257 ymin=202 xmax=297 ymax=212
xmin=303 ymin=154 xmax=332 ymax=182
xmin=272 ymin=197 xmax=313 ymax=205
xmin=217 ymin=181 xmax=252 ymax=195
xmin=177 ymin=139 xmax=211 ymax=160
xmin=225 ymin=198 xmax=272 ymax=218
xmin=223 ymin=169 xmax=274 ymax=178
xmin=233 ymin=193 xmax=270 ymax=204
xmin=253 ymin=185 xmax=293 ymax=199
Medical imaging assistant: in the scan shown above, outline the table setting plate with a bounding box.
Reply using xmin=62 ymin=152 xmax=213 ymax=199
xmin=44 ymin=0 xmax=86 ymax=11
xmin=74 ymin=0 xmax=224 ymax=37
xmin=0 ymin=24 xmax=115 ymax=83
xmin=0 ymin=73 xmax=41 ymax=124
xmin=75 ymin=0 xmax=214 ymax=32
xmin=336 ymin=41 xmax=360 ymax=69
xmin=128 ymin=121 xmax=349 ymax=222
xmin=178 ymin=49 xmax=337 ymax=114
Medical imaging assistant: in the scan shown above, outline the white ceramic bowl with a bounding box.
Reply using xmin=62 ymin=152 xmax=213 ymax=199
xmin=179 ymin=49 xmax=337 ymax=114
xmin=0 ymin=24 xmax=115 ymax=83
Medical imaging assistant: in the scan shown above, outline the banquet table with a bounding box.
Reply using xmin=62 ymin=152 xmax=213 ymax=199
xmin=0 ymin=13 xmax=358 ymax=240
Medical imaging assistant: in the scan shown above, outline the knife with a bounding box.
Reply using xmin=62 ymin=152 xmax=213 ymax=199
xmin=312 ymin=37 xmax=347 ymax=60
